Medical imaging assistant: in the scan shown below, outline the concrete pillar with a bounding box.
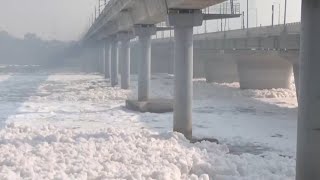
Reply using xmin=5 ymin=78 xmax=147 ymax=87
xmin=118 ymin=33 xmax=132 ymax=89
xmin=110 ymin=37 xmax=119 ymax=87
xmin=133 ymin=25 xmax=157 ymax=101
xmin=293 ymin=62 xmax=299 ymax=97
xmin=203 ymin=51 xmax=239 ymax=83
xmin=98 ymin=44 xmax=104 ymax=74
xmin=278 ymin=51 xmax=300 ymax=99
xmin=168 ymin=9 xmax=203 ymax=140
xmin=94 ymin=46 xmax=101 ymax=73
xmin=296 ymin=1 xmax=320 ymax=179
xmin=237 ymin=52 xmax=292 ymax=89
xmin=104 ymin=40 xmax=111 ymax=79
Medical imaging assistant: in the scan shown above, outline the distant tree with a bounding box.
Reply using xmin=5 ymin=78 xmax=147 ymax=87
xmin=24 ymin=33 xmax=40 ymax=40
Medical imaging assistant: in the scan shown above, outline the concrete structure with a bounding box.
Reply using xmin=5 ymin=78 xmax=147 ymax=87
xmin=237 ymin=51 xmax=292 ymax=89
xmin=80 ymin=0 xmax=320 ymax=178
xmin=134 ymin=25 xmax=156 ymax=101
xmin=110 ymin=37 xmax=119 ymax=87
xmin=168 ymin=9 xmax=203 ymax=140
xmin=203 ymin=51 xmax=238 ymax=83
xmin=82 ymin=0 xmax=237 ymax=139
xmin=82 ymin=0 xmax=302 ymax=140
xmin=125 ymin=25 xmax=175 ymax=114
xmin=118 ymin=33 xmax=132 ymax=89
xmin=129 ymin=23 xmax=300 ymax=89
xmin=104 ymin=40 xmax=111 ymax=79
xmin=126 ymin=99 xmax=173 ymax=113
xmin=296 ymin=1 xmax=320 ymax=179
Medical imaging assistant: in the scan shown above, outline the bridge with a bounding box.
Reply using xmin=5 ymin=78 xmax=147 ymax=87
xmin=81 ymin=1 xmax=320 ymax=179
xmin=130 ymin=22 xmax=300 ymax=90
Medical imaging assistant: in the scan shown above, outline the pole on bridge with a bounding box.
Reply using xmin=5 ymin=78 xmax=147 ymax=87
xmin=110 ymin=36 xmax=119 ymax=87
xmin=104 ymin=39 xmax=111 ymax=79
xmin=168 ymin=9 xmax=203 ymax=140
xmin=247 ymin=0 xmax=249 ymax=29
xmin=118 ymin=33 xmax=132 ymax=90
xmin=242 ymin=11 xmax=245 ymax=29
xmin=272 ymin=5 xmax=274 ymax=27
xmin=296 ymin=0 xmax=320 ymax=179
xmin=284 ymin=0 xmax=287 ymax=25
xmin=278 ymin=4 xmax=281 ymax=25
xmin=133 ymin=25 xmax=156 ymax=101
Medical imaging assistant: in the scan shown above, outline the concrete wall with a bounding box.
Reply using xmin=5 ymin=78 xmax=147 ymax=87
xmin=202 ymin=51 xmax=238 ymax=83
xmin=236 ymin=52 xmax=293 ymax=89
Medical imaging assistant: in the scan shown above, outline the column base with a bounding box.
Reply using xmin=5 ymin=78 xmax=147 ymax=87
xmin=125 ymin=99 xmax=173 ymax=113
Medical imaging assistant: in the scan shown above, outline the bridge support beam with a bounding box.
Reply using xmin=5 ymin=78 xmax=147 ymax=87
xmin=134 ymin=25 xmax=156 ymax=101
xmin=296 ymin=1 xmax=320 ymax=179
xmin=168 ymin=9 xmax=203 ymax=140
xmin=118 ymin=33 xmax=132 ymax=89
xmin=110 ymin=37 xmax=119 ymax=87
xmin=104 ymin=40 xmax=111 ymax=79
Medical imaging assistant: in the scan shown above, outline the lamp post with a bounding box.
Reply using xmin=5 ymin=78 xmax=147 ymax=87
xmin=284 ymin=0 xmax=287 ymax=25
xmin=273 ymin=2 xmax=281 ymax=25
xmin=247 ymin=0 xmax=249 ymax=29
xmin=272 ymin=5 xmax=274 ymax=26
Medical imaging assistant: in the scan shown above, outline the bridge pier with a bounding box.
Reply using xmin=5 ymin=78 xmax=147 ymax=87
xmin=168 ymin=9 xmax=203 ymax=140
xmin=236 ymin=51 xmax=292 ymax=89
xmin=110 ymin=36 xmax=119 ymax=87
xmin=118 ymin=33 xmax=132 ymax=89
xmin=296 ymin=1 xmax=320 ymax=179
xmin=293 ymin=62 xmax=299 ymax=96
xmin=125 ymin=25 xmax=173 ymax=113
xmin=204 ymin=51 xmax=239 ymax=83
xmin=104 ymin=40 xmax=111 ymax=79
xmin=98 ymin=44 xmax=105 ymax=74
xmin=134 ymin=25 xmax=156 ymax=101
xmin=81 ymin=45 xmax=99 ymax=73
xmin=279 ymin=51 xmax=300 ymax=97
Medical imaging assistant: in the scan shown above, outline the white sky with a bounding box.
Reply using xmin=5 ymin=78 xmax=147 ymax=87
xmin=0 ymin=0 xmax=301 ymax=41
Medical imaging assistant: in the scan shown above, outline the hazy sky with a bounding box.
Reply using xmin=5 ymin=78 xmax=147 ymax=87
xmin=0 ymin=0 xmax=96 ymax=41
xmin=0 ymin=0 xmax=301 ymax=41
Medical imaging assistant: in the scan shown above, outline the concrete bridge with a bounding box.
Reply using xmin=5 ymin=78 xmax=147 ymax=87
xmin=82 ymin=0 xmax=239 ymax=140
xmin=130 ymin=22 xmax=300 ymax=90
xmin=81 ymin=1 xmax=320 ymax=179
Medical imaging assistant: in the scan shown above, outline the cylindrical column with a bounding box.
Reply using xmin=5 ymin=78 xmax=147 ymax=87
xmin=296 ymin=1 xmax=320 ymax=180
xmin=98 ymin=45 xmax=104 ymax=74
xmin=110 ymin=39 xmax=119 ymax=87
xmin=293 ymin=62 xmax=299 ymax=98
xmin=104 ymin=41 xmax=111 ymax=79
xmin=173 ymin=26 xmax=193 ymax=140
xmin=120 ymin=39 xmax=130 ymax=89
xmin=138 ymin=34 xmax=151 ymax=101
